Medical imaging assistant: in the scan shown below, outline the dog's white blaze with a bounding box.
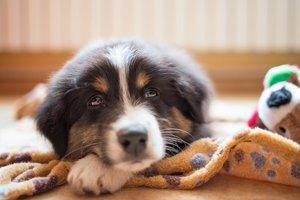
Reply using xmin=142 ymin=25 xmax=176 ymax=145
xmin=105 ymin=44 xmax=133 ymax=67
xmin=119 ymin=66 xmax=132 ymax=108
xmin=105 ymin=44 xmax=133 ymax=109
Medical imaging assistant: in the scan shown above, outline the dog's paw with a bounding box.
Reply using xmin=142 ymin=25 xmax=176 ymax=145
xmin=67 ymin=154 xmax=105 ymax=195
xmin=67 ymin=154 xmax=132 ymax=195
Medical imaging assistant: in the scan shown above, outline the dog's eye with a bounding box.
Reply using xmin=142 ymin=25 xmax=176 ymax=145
xmin=144 ymin=88 xmax=159 ymax=99
xmin=87 ymin=94 xmax=106 ymax=108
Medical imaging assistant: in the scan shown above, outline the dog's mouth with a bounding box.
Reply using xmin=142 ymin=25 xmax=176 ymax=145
xmin=109 ymin=138 xmax=165 ymax=172
xmin=131 ymin=157 xmax=149 ymax=163
xmin=123 ymin=153 xmax=150 ymax=163
xmin=112 ymin=157 xmax=160 ymax=172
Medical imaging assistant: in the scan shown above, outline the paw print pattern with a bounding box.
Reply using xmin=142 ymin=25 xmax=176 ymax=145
xmin=291 ymin=162 xmax=300 ymax=179
xmin=222 ymin=160 xmax=230 ymax=172
xmin=266 ymin=170 xmax=276 ymax=178
xmin=0 ymin=153 xmax=8 ymax=160
xmin=12 ymin=153 xmax=32 ymax=163
xmin=190 ymin=153 xmax=207 ymax=169
xmin=194 ymin=180 xmax=205 ymax=188
xmin=0 ymin=152 xmax=32 ymax=166
xmin=271 ymin=157 xmax=280 ymax=165
xmin=162 ymin=175 xmax=181 ymax=188
xmin=33 ymin=176 xmax=58 ymax=194
xmin=234 ymin=149 xmax=245 ymax=163
xmin=250 ymin=152 xmax=266 ymax=169
xmin=140 ymin=166 xmax=159 ymax=177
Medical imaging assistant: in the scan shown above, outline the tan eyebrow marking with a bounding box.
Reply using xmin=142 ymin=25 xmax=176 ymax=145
xmin=93 ymin=77 xmax=108 ymax=92
xmin=136 ymin=72 xmax=150 ymax=89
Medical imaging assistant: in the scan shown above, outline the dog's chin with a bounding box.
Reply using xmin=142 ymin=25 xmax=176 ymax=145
xmin=111 ymin=148 xmax=165 ymax=172
xmin=112 ymin=144 xmax=166 ymax=172
xmin=112 ymin=158 xmax=160 ymax=172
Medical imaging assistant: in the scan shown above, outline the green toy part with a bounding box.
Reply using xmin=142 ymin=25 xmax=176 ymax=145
xmin=264 ymin=64 xmax=297 ymax=88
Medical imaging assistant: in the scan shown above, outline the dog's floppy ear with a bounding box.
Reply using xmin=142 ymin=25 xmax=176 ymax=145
xmin=36 ymin=95 xmax=68 ymax=157
xmin=171 ymin=74 xmax=211 ymax=124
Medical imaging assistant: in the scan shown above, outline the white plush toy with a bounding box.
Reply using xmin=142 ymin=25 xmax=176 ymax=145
xmin=248 ymin=64 xmax=300 ymax=143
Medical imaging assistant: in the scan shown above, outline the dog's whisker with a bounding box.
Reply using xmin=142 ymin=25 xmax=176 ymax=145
xmin=161 ymin=130 xmax=194 ymax=139
xmin=157 ymin=117 xmax=171 ymax=125
xmin=161 ymin=128 xmax=193 ymax=137
xmin=163 ymin=135 xmax=190 ymax=147
xmin=164 ymin=139 xmax=187 ymax=146
xmin=165 ymin=146 xmax=179 ymax=153
xmin=162 ymin=127 xmax=191 ymax=133
xmin=164 ymin=136 xmax=187 ymax=150
xmin=163 ymin=135 xmax=186 ymax=142
xmin=164 ymin=142 xmax=182 ymax=150
xmin=162 ymin=131 xmax=193 ymax=143
xmin=63 ymin=141 xmax=103 ymax=160
xmin=165 ymin=139 xmax=184 ymax=147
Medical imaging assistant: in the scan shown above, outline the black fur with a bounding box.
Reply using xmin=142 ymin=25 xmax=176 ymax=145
xmin=37 ymin=95 xmax=68 ymax=157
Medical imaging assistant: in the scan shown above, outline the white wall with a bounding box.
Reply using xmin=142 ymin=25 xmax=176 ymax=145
xmin=0 ymin=0 xmax=299 ymax=52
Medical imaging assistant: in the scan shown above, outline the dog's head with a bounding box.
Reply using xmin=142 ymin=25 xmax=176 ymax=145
xmin=37 ymin=39 xmax=212 ymax=172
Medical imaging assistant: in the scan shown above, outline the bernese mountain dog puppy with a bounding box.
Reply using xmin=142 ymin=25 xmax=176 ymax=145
xmin=36 ymin=39 xmax=213 ymax=195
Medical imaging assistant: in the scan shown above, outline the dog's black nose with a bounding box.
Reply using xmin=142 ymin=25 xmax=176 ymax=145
xmin=267 ymin=86 xmax=292 ymax=108
xmin=118 ymin=126 xmax=148 ymax=157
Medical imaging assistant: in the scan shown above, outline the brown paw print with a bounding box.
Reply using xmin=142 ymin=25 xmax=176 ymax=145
xmin=190 ymin=153 xmax=207 ymax=169
xmin=222 ymin=160 xmax=230 ymax=172
xmin=234 ymin=149 xmax=245 ymax=163
xmin=194 ymin=180 xmax=205 ymax=188
xmin=291 ymin=162 xmax=300 ymax=179
xmin=266 ymin=170 xmax=276 ymax=178
xmin=271 ymin=157 xmax=280 ymax=165
xmin=0 ymin=153 xmax=8 ymax=160
xmin=140 ymin=166 xmax=159 ymax=177
xmin=162 ymin=175 xmax=181 ymax=188
xmin=250 ymin=152 xmax=266 ymax=169
xmin=33 ymin=176 xmax=58 ymax=194
xmin=11 ymin=153 xmax=32 ymax=163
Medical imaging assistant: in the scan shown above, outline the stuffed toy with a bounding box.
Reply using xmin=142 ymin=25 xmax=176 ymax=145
xmin=248 ymin=64 xmax=300 ymax=143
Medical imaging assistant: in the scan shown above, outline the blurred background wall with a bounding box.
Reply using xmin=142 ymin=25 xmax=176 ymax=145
xmin=1 ymin=0 xmax=300 ymax=52
xmin=0 ymin=0 xmax=300 ymax=95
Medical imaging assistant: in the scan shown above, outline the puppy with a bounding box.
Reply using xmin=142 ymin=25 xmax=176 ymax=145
xmin=36 ymin=39 xmax=213 ymax=195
